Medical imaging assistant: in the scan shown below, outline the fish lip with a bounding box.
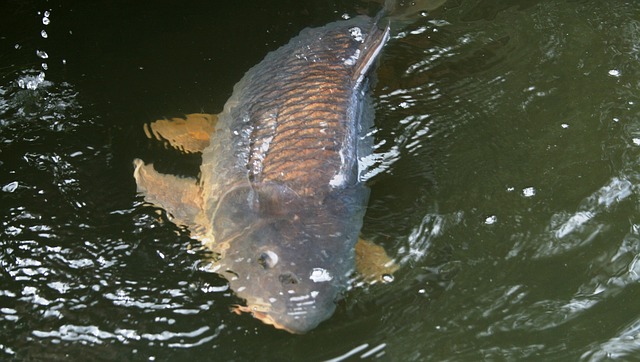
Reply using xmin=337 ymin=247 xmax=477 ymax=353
xmin=232 ymin=304 xmax=323 ymax=334
xmin=232 ymin=304 xmax=305 ymax=334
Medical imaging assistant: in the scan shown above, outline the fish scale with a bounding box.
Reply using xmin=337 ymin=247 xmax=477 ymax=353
xmin=225 ymin=22 xmax=375 ymax=194
xmin=134 ymin=13 xmax=395 ymax=334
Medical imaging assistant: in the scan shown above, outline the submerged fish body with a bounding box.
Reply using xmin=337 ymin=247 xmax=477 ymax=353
xmin=134 ymin=15 xmax=390 ymax=333
xmin=205 ymin=16 xmax=389 ymax=333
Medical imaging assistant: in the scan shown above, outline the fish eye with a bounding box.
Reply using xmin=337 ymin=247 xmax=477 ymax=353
xmin=257 ymin=250 xmax=279 ymax=269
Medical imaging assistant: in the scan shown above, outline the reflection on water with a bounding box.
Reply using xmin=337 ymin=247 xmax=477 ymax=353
xmin=2 ymin=0 xmax=640 ymax=360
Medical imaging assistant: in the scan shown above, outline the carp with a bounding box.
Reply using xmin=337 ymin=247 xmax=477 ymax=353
xmin=133 ymin=1 xmax=442 ymax=333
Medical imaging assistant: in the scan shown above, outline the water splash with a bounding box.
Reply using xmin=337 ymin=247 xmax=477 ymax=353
xmin=16 ymin=72 xmax=47 ymax=91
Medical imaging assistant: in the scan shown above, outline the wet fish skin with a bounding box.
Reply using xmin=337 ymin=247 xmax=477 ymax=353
xmin=201 ymin=16 xmax=389 ymax=333
xmin=134 ymin=0 xmax=447 ymax=333
xmin=132 ymin=14 xmax=391 ymax=333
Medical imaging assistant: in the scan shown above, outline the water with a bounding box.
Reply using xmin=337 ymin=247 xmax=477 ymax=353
xmin=2 ymin=0 xmax=640 ymax=360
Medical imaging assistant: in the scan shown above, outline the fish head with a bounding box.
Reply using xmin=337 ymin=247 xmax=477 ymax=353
xmin=212 ymin=183 xmax=360 ymax=333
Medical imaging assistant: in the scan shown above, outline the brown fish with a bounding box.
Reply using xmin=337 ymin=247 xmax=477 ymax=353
xmin=133 ymin=14 xmax=398 ymax=333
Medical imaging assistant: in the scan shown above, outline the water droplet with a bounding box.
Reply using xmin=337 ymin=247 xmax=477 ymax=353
xmin=17 ymin=72 xmax=46 ymax=90
xmin=522 ymin=187 xmax=536 ymax=198
xmin=42 ymin=10 xmax=50 ymax=25
xmin=3 ymin=181 xmax=18 ymax=193
xmin=343 ymin=49 xmax=360 ymax=66
xmin=36 ymin=50 xmax=49 ymax=59
xmin=41 ymin=30 xmax=48 ymax=38
xmin=309 ymin=268 xmax=332 ymax=283
xmin=349 ymin=27 xmax=364 ymax=43
xmin=484 ymin=215 xmax=497 ymax=225
xmin=608 ymin=69 xmax=620 ymax=77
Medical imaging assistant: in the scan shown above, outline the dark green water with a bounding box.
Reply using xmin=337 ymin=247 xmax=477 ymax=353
xmin=2 ymin=0 xmax=640 ymax=360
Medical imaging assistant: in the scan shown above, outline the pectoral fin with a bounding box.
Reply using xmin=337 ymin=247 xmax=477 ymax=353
xmin=355 ymin=238 xmax=399 ymax=283
xmin=144 ymin=113 xmax=217 ymax=153
xmin=133 ymin=158 xmax=205 ymax=232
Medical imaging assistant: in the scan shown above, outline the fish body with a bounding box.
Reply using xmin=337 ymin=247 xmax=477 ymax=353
xmin=134 ymin=15 xmax=391 ymax=333
xmin=204 ymin=16 xmax=389 ymax=333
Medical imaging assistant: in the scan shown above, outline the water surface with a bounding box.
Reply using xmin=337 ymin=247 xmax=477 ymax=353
xmin=2 ymin=0 xmax=640 ymax=360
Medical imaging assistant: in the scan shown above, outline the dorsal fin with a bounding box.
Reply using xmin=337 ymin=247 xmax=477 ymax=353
xmin=352 ymin=21 xmax=391 ymax=88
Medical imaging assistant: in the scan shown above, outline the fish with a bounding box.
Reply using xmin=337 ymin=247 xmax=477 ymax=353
xmin=133 ymin=1 xmax=443 ymax=333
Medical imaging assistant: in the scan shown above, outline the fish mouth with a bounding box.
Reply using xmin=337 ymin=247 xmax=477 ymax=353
xmin=232 ymin=304 xmax=302 ymax=334
xmin=232 ymin=301 xmax=331 ymax=334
